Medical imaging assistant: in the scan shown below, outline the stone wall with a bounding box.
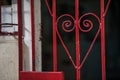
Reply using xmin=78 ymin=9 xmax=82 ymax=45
xmin=0 ymin=36 xmax=18 ymax=80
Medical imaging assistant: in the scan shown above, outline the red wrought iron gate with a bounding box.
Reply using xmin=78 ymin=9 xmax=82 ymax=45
xmin=45 ymin=0 xmax=111 ymax=80
xmin=0 ymin=0 xmax=111 ymax=80
xmin=16 ymin=0 xmax=111 ymax=80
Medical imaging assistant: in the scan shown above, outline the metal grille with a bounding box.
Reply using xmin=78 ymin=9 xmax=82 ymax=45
xmin=0 ymin=0 xmax=18 ymax=35
xmin=45 ymin=0 xmax=111 ymax=80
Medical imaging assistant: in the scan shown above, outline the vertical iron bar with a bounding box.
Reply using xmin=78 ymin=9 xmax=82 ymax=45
xmin=30 ymin=0 xmax=35 ymax=71
xmin=75 ymin=0 xmax=80 ymax=80
xmin=17 ymin=0 xmax=22 ymax=71
xmin=100 ymin=0 xmax=106 ymax=80
xmin=0 ymin=0 xmax=1 ymax=33
xmin=52 ymin=0 xmax=57 ymax=71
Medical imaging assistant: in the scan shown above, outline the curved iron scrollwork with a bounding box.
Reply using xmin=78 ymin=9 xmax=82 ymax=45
xmin=78 ymin=13 xmax=100 ymax=32
xmin=57 ymin=14 xmax=75 ymax=32
xmin=56 ymin=13 xmax=100 ymax=32
xmin=56 ymin=14 xmax=76 ymax=68
xmin=45 ymin=0 xmax=111 ymax=80
xmin=56 ymin=12 xmax=101 ymax=69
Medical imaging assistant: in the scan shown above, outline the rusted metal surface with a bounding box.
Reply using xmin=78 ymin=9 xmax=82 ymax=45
xmin=45 ymin=0 xmax=111 ymax=80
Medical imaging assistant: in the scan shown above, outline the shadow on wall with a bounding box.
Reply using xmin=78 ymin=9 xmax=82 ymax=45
xmin=23 ymin=41 xmax=31 ymax=71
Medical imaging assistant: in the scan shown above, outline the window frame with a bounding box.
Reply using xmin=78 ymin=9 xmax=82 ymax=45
xmin=0 ymin=0 xmax=18 ymax=35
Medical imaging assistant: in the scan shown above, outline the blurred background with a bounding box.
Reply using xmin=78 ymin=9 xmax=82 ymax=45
xmin=41 ymin=0 xmax=120 ymax=80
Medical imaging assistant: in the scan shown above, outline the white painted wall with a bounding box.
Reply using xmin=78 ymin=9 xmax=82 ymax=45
xmin=34 ymin=0 xmax=42 ymax=71
xmin=21 ymin=0 xmax=42 ymax=71
xmin=23 ymin=0 xmax=42 ymax=71
xmin=22 ymin=0 xmax=32 ymax=71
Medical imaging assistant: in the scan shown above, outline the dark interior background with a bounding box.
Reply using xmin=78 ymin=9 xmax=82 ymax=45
xmin=41 ymin=0 xmax=120 ymax=80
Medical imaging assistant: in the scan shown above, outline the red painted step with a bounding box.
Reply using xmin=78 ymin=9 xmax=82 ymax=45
xmin=20 ymin=72 xmax=64 ymax=80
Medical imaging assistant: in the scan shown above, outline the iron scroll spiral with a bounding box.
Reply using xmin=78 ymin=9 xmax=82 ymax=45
xmin=56 ymin=13 xmax=100 ymax=33
xmin=56 ymin=14 xmax=75 ymax=32
xmin=78 ymin=13 xmax=100 ymax=32
xmin=56 ymin=14 xmax=76 ymax=68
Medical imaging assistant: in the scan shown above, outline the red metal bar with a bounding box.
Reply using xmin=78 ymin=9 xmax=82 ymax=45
xmin=0 ymin=23 xmax=18 ymax=25
xmin=78 ymin=28 xmax=101 ymax=70
xmin=30 ymin=0 xmax=35 ymax=71
xmin=17 ymin=0 xmax=23 ymax=72
xmin=45 ymin=0 xmax=110 ymax=80
xmin=45 ymin=0 xmax=52 ymax=16
xmin=52 ymin=0 xmax=57 ymax=71
xmin=100 ymin=0 xmax=106 ymax=80
xmin=104 ymin=0 xmax=111 ymax=17
xmin=0 ymin=0 xmax=2 ymax=33
xmin=20 ymin=72 xmax=64 ymax=80
xmin=75 ymin=0 xmax=80 ymax=80
xmin=0 ymin=32 xmax=18 ymax=35
xmin=78 ymin=13 xmax=101 ymax=70
xmin=57 ymin=30 xmax=76 ymax=68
